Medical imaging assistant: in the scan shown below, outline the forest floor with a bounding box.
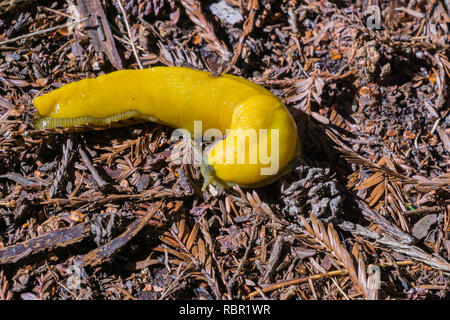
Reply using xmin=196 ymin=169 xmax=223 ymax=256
xmin=0 ymin=0 xmax=449 ymax=300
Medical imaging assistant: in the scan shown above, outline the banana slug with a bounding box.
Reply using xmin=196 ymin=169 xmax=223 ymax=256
xmin=33 ymin=66 xmax=300 ymax=189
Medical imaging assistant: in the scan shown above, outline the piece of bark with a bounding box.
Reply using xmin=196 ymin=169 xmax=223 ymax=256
xmin=263 ymin=235 xmax=284 ymax=280
xmin=76 ymin=0 xmax=123 ymax=70
xmin=412 ymin=214 xmax=438 ymax=240
xmin=436 ymin=126 xmax=450 ymax=154
xmin=0 ymin=222 xmax=90 ymax=264
xmin=0 ymin=172 xmax=51 ymax=187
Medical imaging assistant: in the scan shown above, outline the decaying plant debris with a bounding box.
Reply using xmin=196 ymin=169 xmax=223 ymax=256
xmin=0 ymin=0 xmax=449 ymax=300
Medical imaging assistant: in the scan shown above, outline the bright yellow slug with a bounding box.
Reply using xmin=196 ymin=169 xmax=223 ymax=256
xmin=33 ymin=66 xmax=300 ymax=189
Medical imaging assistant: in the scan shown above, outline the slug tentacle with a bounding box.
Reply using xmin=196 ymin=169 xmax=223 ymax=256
xmin=33 ymin=66 xmax=301 ymax=188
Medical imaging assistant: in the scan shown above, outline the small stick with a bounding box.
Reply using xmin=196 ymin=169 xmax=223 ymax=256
xmin=248 ymin=260 xmax=416 ymax=298
xmin=115 ymin=0 xmax=143 ymax=69
xmin=78 ymin=145 xmax=108 ymax=188
xmin=402 ymin=206 xmax=442 ymax=215
xmin=42 ymin=6 xmax=73 ymax=19
xmin=0 ymin=18 xmax=87 ymax=45
xmin=248 ymin=269 xmax=348 ymax=298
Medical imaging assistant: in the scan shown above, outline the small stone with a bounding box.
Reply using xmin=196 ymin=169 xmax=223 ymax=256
xmin=71 ymin=42 xmax=84 ymax=57
xmin=245 ymin=279 xmax=256 ymax=286
xmin=209 ymin=1 xmax=243 ymax=25
xmin=5 ymin=52 xmax=21 ymax=62
xmin=136 ymin=174 xmax=150 ymax=191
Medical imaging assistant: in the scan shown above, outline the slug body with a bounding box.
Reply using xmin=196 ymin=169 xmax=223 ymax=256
xmin=34 ymin=67 xmax=299 ymax=188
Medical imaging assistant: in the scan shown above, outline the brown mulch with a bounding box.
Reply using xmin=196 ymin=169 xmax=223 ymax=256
xmin=0 ymin=0 xmax=449 ymax=300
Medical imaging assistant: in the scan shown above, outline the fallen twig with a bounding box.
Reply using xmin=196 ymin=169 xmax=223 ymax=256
xmin=0 ymin=18 xmax=87 ymax=45
xmin=115 ymin=0 xmax=143 ymax=69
